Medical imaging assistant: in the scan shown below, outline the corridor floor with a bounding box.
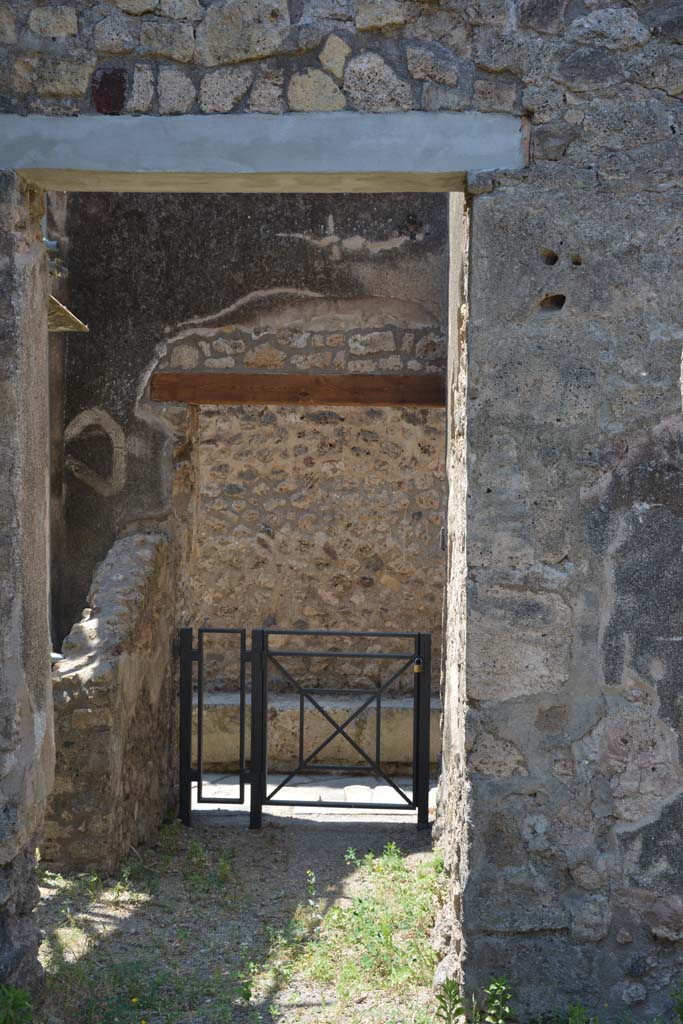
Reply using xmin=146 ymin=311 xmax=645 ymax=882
xmin=36 ymin=778 xmax=441 ymax=1024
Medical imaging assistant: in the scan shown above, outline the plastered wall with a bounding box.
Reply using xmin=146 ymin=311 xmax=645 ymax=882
xmin=0 ymin=173 xmax=52 ymax=985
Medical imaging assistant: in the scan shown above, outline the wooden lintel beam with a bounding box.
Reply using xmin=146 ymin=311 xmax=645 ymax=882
xmin=150 ymin=371 xmax=446 ymax=408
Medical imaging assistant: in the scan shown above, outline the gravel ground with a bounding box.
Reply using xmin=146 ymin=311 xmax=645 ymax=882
xmin=36 ymin=806 xmax=437 ymax=1024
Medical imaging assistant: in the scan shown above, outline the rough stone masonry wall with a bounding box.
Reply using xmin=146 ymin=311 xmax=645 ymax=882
xmin=190 ymin=404 xmax=445 ymax=691
xmin=159 ymin=299 xmax=448 ymax=687
xmin=0 ymin=173 xmax=52 ymax=986
xmin=2 ymin=2 xmax=683 ymax=1018
xmin=43 ymin=533 xmax=177 ymax=872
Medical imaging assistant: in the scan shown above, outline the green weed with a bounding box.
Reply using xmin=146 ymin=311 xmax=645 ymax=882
xmin=484 ymin=978 xmax=513 ymax=1024
xmin=0 ymin=985 xmax=32 ymax=1024
xmin=673 ymin=982 xmax=683 ymax=1024
xmin=280 ymin=842 xmax=445 ymax=1002
xmin=436 ymin=979 xmax=466 ymax=1023
xmin=435 ymin=978 xmax=512 ymax=1024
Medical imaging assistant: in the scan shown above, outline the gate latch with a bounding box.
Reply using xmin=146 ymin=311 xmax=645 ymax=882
xmin=413 ymin=657 xmax=423 ymax=674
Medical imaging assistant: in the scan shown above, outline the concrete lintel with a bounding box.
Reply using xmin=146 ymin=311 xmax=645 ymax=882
xmin=0 ymin=112 xmax=526 ymax=193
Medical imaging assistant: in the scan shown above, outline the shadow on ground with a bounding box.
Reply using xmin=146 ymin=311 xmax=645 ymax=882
xmin=36 ymin=809 xmax=436 ymax=1024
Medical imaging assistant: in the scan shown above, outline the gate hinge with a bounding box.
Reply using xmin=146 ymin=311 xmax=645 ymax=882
xmin=244 ymin=651 xmax=252 ymax=664
xmin=191 ymin=648 xmax=200 ymax=662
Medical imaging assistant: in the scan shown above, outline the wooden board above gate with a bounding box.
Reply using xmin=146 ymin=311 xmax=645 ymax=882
xmin=149 ymin=372 xmax=446 ymax=408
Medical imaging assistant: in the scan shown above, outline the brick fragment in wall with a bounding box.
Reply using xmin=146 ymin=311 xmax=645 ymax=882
xmin=92 ymin=67 xmax=127 ymax=114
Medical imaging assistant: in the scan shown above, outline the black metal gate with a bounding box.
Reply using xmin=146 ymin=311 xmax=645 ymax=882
xmin=178 ymin=628 xmax=432 ymax=830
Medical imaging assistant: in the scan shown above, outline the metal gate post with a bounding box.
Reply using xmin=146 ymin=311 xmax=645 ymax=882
xmin=178 ymin=627 xmax=194 ymax=827
xmin=249 ymin=629 xmax=266 ymax=829
xmin=416 ymin=633 xmax=431 ymax=830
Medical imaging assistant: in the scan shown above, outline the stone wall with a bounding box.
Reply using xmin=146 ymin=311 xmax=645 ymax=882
xmin=43 ymin=533 xmax=177 ymax=872
xmin=446 ymin=168 xmax=683 ymax=1018
xmin=1 ymin=0 xmax=530 ymax=117
xmin=0 ymin=173 xmax=52 ymax=986
xmin=161 ymin=316 xmax=445 ymax=377
xmin=189 ymin=404 xmax=446 ymax=689
xmin=157 ymin=289 xmax=448 ymax=682
xmin=58 ymin=193 xmax=449 ymax=643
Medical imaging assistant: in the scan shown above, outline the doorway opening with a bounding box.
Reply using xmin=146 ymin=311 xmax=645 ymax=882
xmin=42 ymin=190 xmax=467 ymax=867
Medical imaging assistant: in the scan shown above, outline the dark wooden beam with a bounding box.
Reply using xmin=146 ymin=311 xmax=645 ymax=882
xmin=150 ymin=371 xmax=446 ymax=408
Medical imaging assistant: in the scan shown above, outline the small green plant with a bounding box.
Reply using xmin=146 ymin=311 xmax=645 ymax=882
xmin=0 ymin=984 xmax=32 ymax=1024
xmin=306 ymin=868 xmax=317 ymax=904
xmin=673 ymin=982 xmax=683 ymax=1024
xmin=215 ymin=852 xmax=233 ymax=883
xmin=187 ymin=837 xmax=209 ymax=869
xmin=435 ymin=976 xmax=512 ymax=1024
xmin=237 ymin=960 xmax=257 ymax=1003
xmin=484 ymin=978 xmax=513 ymax=1024
xmin=436 ymin=979 xmax=466 ymax=1023
xmin=564 ymin=1003 xmax=594 ymax=1024
xmin=84 ymin=872 xmax=103 ymax=900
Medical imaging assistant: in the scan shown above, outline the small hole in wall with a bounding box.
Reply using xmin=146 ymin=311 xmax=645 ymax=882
xmin=570 ymin=254 xmax=583 ymax=266
xmin=539 ymin=294 xmax=566 ymax=312
xmin=540 ymin=248 xmax=559 ymax=265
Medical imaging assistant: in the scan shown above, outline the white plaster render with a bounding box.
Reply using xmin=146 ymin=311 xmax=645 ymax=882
xmin=64 ymin=407 xmax=127 ymax=496
xmin=0 ymin=112 xmax=526 ymax=192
